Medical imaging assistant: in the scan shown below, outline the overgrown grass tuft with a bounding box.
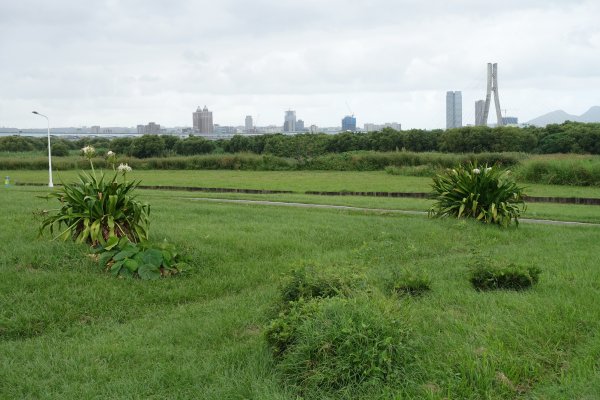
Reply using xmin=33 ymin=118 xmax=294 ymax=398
xmin=469 ymin=257 xmax=541 ymax=291
xmin=387 ymin=270 xmax=432 ymax=297
xmin=270 ymin=295 xmax=409 ymax=398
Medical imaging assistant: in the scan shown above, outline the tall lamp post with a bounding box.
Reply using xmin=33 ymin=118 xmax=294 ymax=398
xmin=32 ymin=111 xmax=54 ymax=187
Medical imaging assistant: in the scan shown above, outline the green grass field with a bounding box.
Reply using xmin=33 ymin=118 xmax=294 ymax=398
xmin=5 ymin=169 xmax=600 ymax=198
xmin=1 ymin=186 xmax=600 ymax=399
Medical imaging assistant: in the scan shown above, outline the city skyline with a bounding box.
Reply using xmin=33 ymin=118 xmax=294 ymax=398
xmin=2 ymin=1 xmax=600 ymax=129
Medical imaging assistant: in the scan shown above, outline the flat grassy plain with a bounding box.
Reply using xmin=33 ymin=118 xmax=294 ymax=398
xmin=5 ymin=169 xmax=600 ymax=198
xmin=1 ymin=186 xmax=600 ymax=399
xmin=6 ymin=169 xmax=600 ymax=223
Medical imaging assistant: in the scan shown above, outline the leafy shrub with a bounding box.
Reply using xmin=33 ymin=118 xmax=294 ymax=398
xmin=469 ymin=258 xmax=541 ymax=291
xmin=51 ymin=142 xmax=70 ymax=157
xmin=428 ymin=163 xmax=526 ymax=227
xmin=39 ymin=148 xmax=150 ymax=245
xmin=94 ymin=238 xmax=190 ymax=280
xmin=387 ymin=270 xmax=431 ymax=296
xmin=267 ymin=296 xmax=408 ymax=396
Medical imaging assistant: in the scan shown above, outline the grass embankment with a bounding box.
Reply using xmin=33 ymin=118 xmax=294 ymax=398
xmin=1 ymin=187 xmax=600 ymax=398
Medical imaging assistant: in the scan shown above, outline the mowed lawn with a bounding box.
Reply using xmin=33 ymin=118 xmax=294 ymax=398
xmin=6 ymin=169 xmax=600 ymax=198
xmin=1 ymin=187 xmax=600 ymax=399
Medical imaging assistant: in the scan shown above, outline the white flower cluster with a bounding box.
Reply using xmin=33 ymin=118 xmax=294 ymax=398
xmin=117 ymin=163 xmax=132 ymax=173
xmin=485 ymin=167 xmax=492 ymax=173
xmin=472 ymin=168 xmax=481 ymax=174
xmin=106 ymin=151 xmax=115 ymax=157
xmin=82 ymin=145 xmax=96 ymax=156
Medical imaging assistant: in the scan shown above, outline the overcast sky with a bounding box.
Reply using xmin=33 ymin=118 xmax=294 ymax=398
xmin=1 ymin=0 xmax=599 ymax=130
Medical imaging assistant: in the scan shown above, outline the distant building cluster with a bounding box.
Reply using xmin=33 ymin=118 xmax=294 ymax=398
xmin=129 ymin=105 xmax=403 ymax=137
xmin=363 ymin=122 xmax=401 ymax=132
xmin=137 ymin=122 xmax=161 ymax=134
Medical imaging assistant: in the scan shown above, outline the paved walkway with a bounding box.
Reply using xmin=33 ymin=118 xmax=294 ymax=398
xmin=185 ymin=197 xmax=600 ymax=227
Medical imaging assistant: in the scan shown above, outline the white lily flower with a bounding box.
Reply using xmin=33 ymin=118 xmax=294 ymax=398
xmin=117 ymin=163 xmax=132 ymax=173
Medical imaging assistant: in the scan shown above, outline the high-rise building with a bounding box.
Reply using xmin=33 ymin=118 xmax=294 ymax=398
xmin=283 ymin=110 xmax=296 ymax=132
xmin=193 ymin=106 xmax=214 ymax=134
xmin=446 ymin=91 xmax=462 ymax=129
xmin=91 ymin=126 xmax=100 ymax=134
xmin=245 ymin=115 xmax=253 ymax=132
xmin=342 ymin=115 xmax=357 ymax=131
xmin=297 ymin=119 xmax=305 ymax=132
xmin=475 ymin=100 xmax=486 ymax=126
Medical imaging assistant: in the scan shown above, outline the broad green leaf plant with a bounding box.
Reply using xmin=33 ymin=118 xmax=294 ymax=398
xmin=39 ymin=146 xmax=150 ymax=245
xmin=428 ymin=163 xmax=526 ymax=227
xmin=95 ymin=237 xmax=190 ymax=280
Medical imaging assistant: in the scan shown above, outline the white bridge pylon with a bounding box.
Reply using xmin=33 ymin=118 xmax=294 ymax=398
xmin=482 ymin=63 xmax=503 ymax=127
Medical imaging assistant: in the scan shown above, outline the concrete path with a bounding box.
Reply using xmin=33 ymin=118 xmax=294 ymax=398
xmin=185 ymin=197 xmax=600 ymax=227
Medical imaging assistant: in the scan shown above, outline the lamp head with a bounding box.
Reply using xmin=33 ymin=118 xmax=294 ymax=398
xmin=32 ymin=111 xmax=39 ymax=114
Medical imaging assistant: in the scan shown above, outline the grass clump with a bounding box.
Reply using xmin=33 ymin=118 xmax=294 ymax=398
xmin=429 ymin=162 xmax=526 ymax=227
xmin=387 ymin=270 xmax=432 ymax=297
xmin=279 ymin=266 xmax=362 ymax=304
xmin=266 ymin=268 xmax=409 ymax=397
xmin=469 ymin=258 xmax=541 ymax=291
xmin=268 ymin=296 xmax=409 ymax=397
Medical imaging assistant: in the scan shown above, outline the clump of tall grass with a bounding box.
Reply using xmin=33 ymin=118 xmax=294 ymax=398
xmin=515 ymin=157 xmax=600 ymax=186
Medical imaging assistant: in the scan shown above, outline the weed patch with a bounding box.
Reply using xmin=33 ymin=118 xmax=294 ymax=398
xmin=469 ymin=258 xmax=541 ymax=291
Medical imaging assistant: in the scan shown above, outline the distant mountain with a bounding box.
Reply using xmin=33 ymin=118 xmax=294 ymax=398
xmin=578 ymin=106 xmax=600 ymax=123
xmin=527 ymin=107 xmax=600 ymax=126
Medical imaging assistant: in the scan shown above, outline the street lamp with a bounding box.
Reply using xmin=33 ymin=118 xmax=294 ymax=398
xmin=32 ymin=111 xmax=54 ymax=187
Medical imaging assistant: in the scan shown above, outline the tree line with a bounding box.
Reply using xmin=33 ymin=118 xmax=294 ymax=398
xmin=2 ymin=121 xmax=600 ymax=157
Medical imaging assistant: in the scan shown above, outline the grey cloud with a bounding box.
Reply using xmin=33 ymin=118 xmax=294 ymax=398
xmin=1 ymin=0 xmax=599 ymax=129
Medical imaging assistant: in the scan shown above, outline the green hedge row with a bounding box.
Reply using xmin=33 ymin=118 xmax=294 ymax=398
xmin=0 ymin=151 xmax=524 ymax=172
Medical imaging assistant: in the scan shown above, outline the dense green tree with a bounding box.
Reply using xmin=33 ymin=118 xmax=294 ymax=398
xmin=130 ymin=135 xmax=165 ymax=158
xmin=174 ymin=136 xmax=215 ymax=155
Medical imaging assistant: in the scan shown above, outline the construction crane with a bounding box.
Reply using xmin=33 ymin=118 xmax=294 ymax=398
xmin=345 ymin=101 xmax=354 ymax=118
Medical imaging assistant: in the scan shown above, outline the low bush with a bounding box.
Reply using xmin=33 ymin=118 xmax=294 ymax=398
xmin=429 ymin=163 xmax=526 ymax=227
xmin=469 ymin=258 xmax=541 ymax=291
xmin=387 ymin=270 xmax=432 ymax=297
xmin=268 ymin=296 xmax=408 ymax=397
xmin=94 ymin=238 xmax=190 ymax=280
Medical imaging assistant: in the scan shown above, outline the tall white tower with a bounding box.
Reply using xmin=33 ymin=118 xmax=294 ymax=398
xmin=482 ymin=63 xmax=503 ymax=126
